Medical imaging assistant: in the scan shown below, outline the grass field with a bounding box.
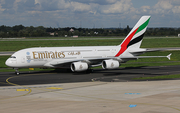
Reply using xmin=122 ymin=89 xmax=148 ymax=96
xmin=0 ymin=37 xmax=180 ymax=51
xmin=1 ymin=36 xmax=180 ymax=80
xmin=0 ymin=39 xmax=122 ymax=51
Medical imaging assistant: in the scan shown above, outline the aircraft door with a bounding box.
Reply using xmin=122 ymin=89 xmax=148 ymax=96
xmin=21 ymin=57 xmax=25 ymax=63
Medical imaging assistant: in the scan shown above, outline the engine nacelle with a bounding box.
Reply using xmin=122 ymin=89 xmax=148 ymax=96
xmin=71 ymin=62 xmax=88 ymax=72
xmin=102 ymin=60 xmax=120 ymax=69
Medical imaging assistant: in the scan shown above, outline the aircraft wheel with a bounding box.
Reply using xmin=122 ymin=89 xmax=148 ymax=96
xmin=15 ymin=72 xmax=20 ymax=75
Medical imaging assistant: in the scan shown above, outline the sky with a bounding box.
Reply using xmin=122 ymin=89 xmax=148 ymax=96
xmin=0 ymin=0 xmax=180 ymax=28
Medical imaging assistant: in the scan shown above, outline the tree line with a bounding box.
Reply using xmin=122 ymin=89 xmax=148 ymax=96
xmin=0 ymin=25 xmax=180 ymax=38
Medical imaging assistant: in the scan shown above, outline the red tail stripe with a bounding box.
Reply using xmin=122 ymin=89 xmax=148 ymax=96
xmin=115 ymin=27 xmax=139 ymax=57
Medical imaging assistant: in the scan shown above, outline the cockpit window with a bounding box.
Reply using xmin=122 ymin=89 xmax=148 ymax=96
xmin=10 ymin=56 xmax=16 ymax=58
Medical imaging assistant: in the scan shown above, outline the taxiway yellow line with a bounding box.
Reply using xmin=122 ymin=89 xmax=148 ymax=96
xmin=16 ymin=89 xmax=29 ymax=91
xmin=5 ymin=76 xmax=32 ymax=98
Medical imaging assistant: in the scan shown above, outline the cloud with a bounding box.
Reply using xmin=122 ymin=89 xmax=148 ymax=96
xmin=35 ymin=0 xmax=94 ymax=13
xmin=35 ymin=0 xmax=62 ymax=11
xmin=0 ymin=0 xmax=180 ymax=27
xmin=171 ymin=0 xmax=180 ymax=5
xmin=16 ymin=0 xmax=40 ymax=12
xmin=101 ymin=0 xmax=134 ymax=14
xmin=71 ymin=0 xmax=117 ymax=5
xmin=151 ymin=0 xmax=180 ymax=15
xmin=0 ymin=0 xmax=40 ymax=14
xmin=172 ymin=6 xmax=180 ymax=14
xmin=70 ymin=2 xmax=91 ymax=12
xmin=155 ymin=0 xmax=172 ymax=10
xmin=171 ymin=0 xmax=180 ymax=14
xmin=153 ymin=0 xmax=172 ymax=14
xmin=0 ymin=0 xmax=14 ymax=9
xmin=141 ymin=6 xmax=151 ymax=13
xmin=0 ymin=0 xmax=15 ymax=14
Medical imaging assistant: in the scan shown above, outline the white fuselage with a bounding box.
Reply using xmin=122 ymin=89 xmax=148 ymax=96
xmin=5 ymin=46 xmax=121 ymax=68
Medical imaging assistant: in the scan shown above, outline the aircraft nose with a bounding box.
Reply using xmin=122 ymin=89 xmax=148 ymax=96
xmin=5 ymin=58 xmax=11 ymax=67
xmin=5 ymin=58 xmax=15 ymax=67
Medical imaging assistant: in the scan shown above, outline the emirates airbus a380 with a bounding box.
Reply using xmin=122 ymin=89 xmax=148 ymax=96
xmin=5 ymin=16 xmax=171 ymax=74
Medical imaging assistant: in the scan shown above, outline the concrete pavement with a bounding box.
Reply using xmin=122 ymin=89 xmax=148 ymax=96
xmin=0 ymin=80 xmax=180 ymax=113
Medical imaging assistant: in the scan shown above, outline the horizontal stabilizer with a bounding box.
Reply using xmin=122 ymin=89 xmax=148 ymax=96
xmin=167 ymin=53 xmax=172 ymax=60
xmin=121 ymin=53 xmax=172 ymax=60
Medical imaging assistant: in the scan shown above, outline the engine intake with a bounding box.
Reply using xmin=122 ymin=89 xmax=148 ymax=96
xmin=71 ymin=62 xmax=88 ymax=72
xmin=102 ymin=60 xmax=120 ymax=69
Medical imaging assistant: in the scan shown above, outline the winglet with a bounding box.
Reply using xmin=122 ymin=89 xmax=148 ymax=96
xmin=167 ymin=53 xmax=172 ymax=60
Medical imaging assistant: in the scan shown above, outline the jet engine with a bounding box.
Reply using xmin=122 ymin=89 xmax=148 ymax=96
xmin=102 ymin=60 xmax=120 ymax=69
xmin=71 ymin=62 xmax=88 ymax=72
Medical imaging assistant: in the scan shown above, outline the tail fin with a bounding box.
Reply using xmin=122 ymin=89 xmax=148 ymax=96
xmin=115 ymin=16 xmax=150 ymax=57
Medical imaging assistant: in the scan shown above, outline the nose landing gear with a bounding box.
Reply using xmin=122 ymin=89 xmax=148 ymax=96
xmin=14 ymin=68 xmax=19 ymax=75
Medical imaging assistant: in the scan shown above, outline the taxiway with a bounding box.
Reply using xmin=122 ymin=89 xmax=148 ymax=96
xmin=1 ymin=65 xmax=180 ymax=86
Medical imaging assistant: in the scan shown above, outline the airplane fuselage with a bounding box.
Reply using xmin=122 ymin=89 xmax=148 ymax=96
xmin=6 ymin=46 xmax=121 ymax=68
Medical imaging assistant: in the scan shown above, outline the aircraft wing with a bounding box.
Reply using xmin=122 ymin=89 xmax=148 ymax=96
xmin=44 ymin=53 xmax=171 ymax=68
xmin=146 ymin=48 xmax=180 ymax=52
xmin=44 ymin=57 xmax=113 ymax=68
xmin=130 ymin=47 xmax=179 ymax=54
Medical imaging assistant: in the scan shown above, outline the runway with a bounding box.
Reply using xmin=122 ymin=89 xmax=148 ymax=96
xmin=0 ymin=52 xmax=14 ymax=56
xmin=1 ymin=65 xmax=180 ymax=113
